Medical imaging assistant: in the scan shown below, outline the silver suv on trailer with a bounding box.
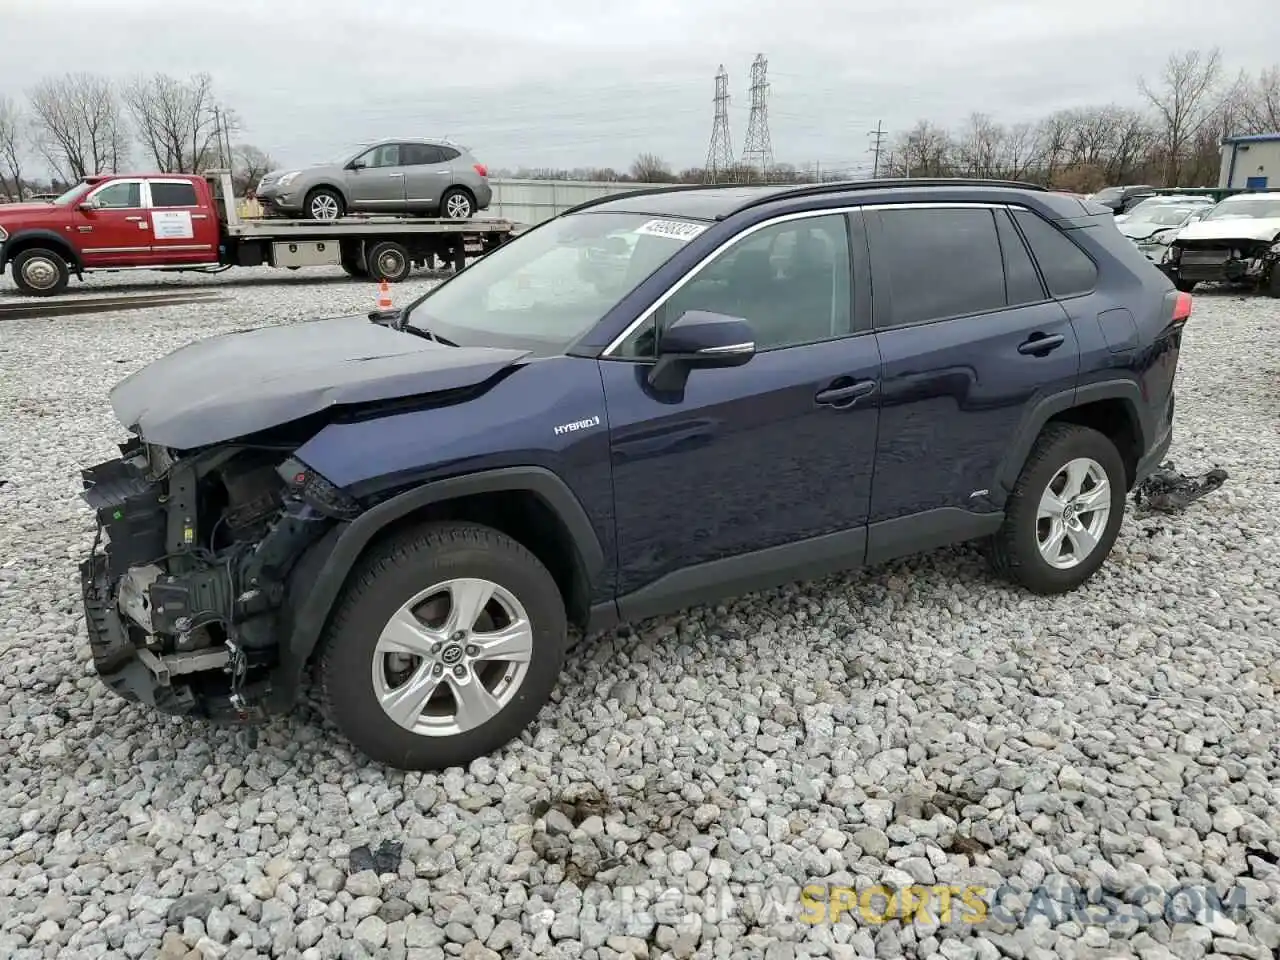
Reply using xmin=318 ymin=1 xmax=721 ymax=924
xmin=255 ymin=137 xmax=493 ymax=221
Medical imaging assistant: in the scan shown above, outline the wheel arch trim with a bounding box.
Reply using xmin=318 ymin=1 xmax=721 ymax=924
xmin=997 ymin=380 xmax=1146 ymax=493
xmin=1 ymin=230 xmax=84 ymax=272
xmin=269 ymin=465 xmax=605 ymax=708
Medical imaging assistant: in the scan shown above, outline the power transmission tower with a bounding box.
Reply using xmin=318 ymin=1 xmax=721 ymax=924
xmin=868 ymin=120 xmax=887 ymax=178
xmin=704 ymin=65 xmax=734 ymax=183
xmin=741 ymin=54 xmax=774 ymax=181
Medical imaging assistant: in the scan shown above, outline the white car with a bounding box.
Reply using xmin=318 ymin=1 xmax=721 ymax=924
xmin=1114 ymin=197 xmax=1214 ymax=263
xmin=1164 ymin=193 xmax=1280 ymax=295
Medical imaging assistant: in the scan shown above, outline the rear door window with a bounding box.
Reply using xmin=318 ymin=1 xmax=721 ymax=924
xmin=995 ymin=209 xmax=1045 ymax=305
xmin=872 ymin=207 xmax=1007 ymax=327
xmin=149 ymin=181 xmax=199 ymax=207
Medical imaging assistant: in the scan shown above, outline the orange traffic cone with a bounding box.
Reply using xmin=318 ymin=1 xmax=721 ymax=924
xmin=375 ymin=279 xmax=392 ymax=310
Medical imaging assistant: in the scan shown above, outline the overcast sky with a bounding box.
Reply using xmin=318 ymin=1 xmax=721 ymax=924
xmin=3 ymin=0 xmax=1279 ymax=175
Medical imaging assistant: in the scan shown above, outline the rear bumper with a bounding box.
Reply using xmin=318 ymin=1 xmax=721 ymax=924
xmin=1135 ymin=421 xmax=1173 ymax=486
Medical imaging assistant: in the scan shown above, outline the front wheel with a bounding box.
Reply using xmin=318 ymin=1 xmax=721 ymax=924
xmin=316 ymin=522 xmax=568 ymax=770
xmin=304 ymin=187 xmax=344 ymax=220
xmin=11 ymin=248 xmax=70 ymax=296
xmin=989 ymin=423 xmax=1127 ymax=594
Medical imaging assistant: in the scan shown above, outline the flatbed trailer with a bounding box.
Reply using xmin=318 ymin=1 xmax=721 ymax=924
xmin=211 ymin=171 xmax=516 ymax=279
xmin=0 ymin=169 xmax=519 ymax=296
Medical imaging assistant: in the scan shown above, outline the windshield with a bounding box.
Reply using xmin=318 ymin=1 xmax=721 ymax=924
xmin=51 ymin=182 xmax=92 ymax=206
xmin=402 ymin=211 xmax=707 ymax=354
xmin=1203 ymin=196 xmax=1280 ymax=220
xmin=1126 ymin=203 xmax=1203 ymax=226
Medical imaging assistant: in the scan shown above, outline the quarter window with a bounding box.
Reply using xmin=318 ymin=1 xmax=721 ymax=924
xmin=91 ymin=181 xmax=142 ymax=209
xmin=619 ymin=214 xmax=853 ymax=357
xmin=1011 ymin=209 xmax=1098 ymax=298
xmin=874 ymin=208 xmax=1006 ymax=327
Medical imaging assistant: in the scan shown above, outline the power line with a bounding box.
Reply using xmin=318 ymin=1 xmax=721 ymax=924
xmin=741 ymin=54 xmax=774 ymax=181
xmin=868 ymin=120 xmax=887 ymax=178
xmin=704 ymin=64 xmax=735 ymax=183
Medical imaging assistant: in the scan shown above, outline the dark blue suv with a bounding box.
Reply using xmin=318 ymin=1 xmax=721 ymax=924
xmin=79 ymin=179 xmax=1191 ymax=770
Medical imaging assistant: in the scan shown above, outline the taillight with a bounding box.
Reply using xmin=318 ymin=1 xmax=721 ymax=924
xmin=1172 ymin=290 xmax=1193 ymax=323
xmin=473 ymin=163 xmax=488 ymax=178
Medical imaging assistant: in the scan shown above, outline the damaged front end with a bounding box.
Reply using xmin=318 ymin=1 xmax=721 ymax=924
xmin=1165 ymin=236 xmax=1280 ymax=290
xmin=79 ymin=435 xmax=355 ymax=722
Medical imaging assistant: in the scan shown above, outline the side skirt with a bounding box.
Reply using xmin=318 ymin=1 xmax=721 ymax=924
xmin=586 ymin=507 xmax=1004 ymax=633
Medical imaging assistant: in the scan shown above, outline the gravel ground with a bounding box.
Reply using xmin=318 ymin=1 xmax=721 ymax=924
xmin=1 ymin=270 xmax=1278 ymax=960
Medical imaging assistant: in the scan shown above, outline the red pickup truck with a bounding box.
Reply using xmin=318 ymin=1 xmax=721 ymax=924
xmin=0 ymin=171 xmax=514 ymax=296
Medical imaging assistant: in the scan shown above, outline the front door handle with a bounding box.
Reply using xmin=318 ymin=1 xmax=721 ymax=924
xmin=1018 ymin=332 xmax=1066 ymax=355
xmin=815 ymin=379 xmax=877 ymax=406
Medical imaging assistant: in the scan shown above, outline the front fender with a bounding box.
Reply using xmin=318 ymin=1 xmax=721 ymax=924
xmin=0 ymin=229 xmax=85 ymax=271
xmin=267 ymin=465 xmax=606 ymax=710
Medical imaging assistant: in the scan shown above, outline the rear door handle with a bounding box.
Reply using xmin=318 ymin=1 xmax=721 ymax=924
xmin=1018 ymin=333 xmax=1066 ymax=355
xmin=815 ymin=379 xmax=877 ymax=406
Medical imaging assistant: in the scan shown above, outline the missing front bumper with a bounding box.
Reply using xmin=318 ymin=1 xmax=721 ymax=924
xmin=80 ymin=552 xmax=270 ymax=723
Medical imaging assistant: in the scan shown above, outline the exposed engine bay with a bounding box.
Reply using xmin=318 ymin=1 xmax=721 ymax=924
xmin=79 ymin=434 xmax=356 ymax=720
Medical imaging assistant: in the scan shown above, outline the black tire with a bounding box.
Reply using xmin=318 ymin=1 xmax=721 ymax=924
xmin=316 ymin=522 xmax=568 ymax=770
xmin=304 ymin=187 xmax=344 ymax=220
xmin=1174 ymin=278 xmax=1198 ymax=293
xmin=1266 ymin=267 xmax=1280 ymax=299
xmin=11 ymin=248 xmax=70 ymax=296
xmin=989 ymin=423 xmax=1127 ymax=594
xmin=439 ymin=188 xmax=475 ymax=220
xmin=365 ymin=241 xmax=411 ymax=282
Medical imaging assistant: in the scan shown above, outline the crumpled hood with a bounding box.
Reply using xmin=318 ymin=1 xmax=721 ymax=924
xmin=1174 ymin=217 xmax=1280 ymax=243
xmin=110 ymin=314 xmax=530 ymax=448
xmin=1118 ymin=220 xmax=1180 ymax=241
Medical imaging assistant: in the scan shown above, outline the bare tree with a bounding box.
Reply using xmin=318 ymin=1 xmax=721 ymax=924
xmin=954 ymin=113 xmax=1005 ymax=177
xmin=892 ymin=121 xmax=954 ymax=177
xmin=1238 ymin=66 xmax=1280 ymax=133
xmin=123 ymin=72 xmax=230 ymax=173
xmin=0 ymin=95 xmax=26 ymax=199
xmin=233 ymin=143 xmax=276 ymax=195
xmin=28 ymin=73 xmax=128 ymax=180
xmin=630 ymin=152 xmax=673 ymax=182
xmin=1139 ymin=48 xmax=1224 ymax=184
xmin=1001 ymin=122 xmax=1043 ymax=180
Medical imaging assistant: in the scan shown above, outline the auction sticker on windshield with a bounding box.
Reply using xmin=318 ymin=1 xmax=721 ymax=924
xmin=635 ymin=219 xmax=707 ymax=242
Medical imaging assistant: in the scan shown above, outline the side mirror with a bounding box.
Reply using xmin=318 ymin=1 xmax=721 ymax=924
xmin=79 ymin=198 xmax=99 ymax=211
xmin=347 ymin=160 xmax=366 ymax=171
xmin=648 ymin=309 xmax=755 ymax=392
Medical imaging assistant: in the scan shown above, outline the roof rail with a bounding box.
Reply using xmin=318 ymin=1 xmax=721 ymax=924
xmin=561 ymin=182 xmax=737 ymax=216
xmin=724 ymin=177 xmax=1048 ymax=217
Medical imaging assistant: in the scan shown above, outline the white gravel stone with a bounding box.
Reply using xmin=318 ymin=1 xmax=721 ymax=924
xmin=2 ymin=271 xmax=1279 ymax=959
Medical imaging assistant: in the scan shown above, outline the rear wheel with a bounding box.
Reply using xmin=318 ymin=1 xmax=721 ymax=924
xmin=1266 ymin=266 xmax=1280 ymax=299
xmin=11 ymin=248 xmax=70 ymax=297
xmin=440 ymin=188 xmax=475 ymax=220
xmin=989 ymin=423 xmax=1126 ymax=594
xmin=316 ymin=522 xmax=568 ymax=770
xmin=365 ymin=241 xmax=411 ymax=282
xmin=1174 ymin=278 xmax=1198 ymax=293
